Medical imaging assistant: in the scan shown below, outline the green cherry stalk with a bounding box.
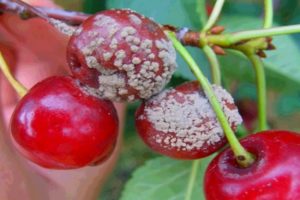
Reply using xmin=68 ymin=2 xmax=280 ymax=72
xmin=184 ymin=2 xmax=226 ymax=199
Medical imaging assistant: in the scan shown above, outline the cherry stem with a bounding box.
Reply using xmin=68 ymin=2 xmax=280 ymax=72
xmin=175 ymin=24 xmax=300 ymax=49
xmin=243 ymin=0 xmax=271 ymax=132
xmin=185 ymin=1 xmax=225 ymax=195
xmin=246 ymin=53 xmax=268 ymax=131
xmin=197 ymin=0 xmax=208 ymax=26
xmin=0 ymin=52 xmax=27 ymax=97
xmin=202 ymin=0 xmax=225 ymax=32
xmin=184 ymin=160 xmax=200 ymax=200
xmin=216 ymin=25 xmax=300 ymax=45
xmin=167 ymin=31 xmax=254 ymax=168
xmin=202 ymin=45 xmax=221 ymax=85
xmin=185 ymin=2 xmax=224 ymax=198
xmin=263 ymin=0 xmax=273 ymax=28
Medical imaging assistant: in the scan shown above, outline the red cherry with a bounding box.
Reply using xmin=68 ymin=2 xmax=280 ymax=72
xmin=67 ymin=9 xmax=177 ymax=102
xmin=204 ymin=130 xmax=300 ymax=200
xmin=236 ymin=99 xmax=258 ymax=131
xmin=135 ymin=81 xmax=242 ymax=159
xmin=10 ymin=76 xmax=119 ymax=169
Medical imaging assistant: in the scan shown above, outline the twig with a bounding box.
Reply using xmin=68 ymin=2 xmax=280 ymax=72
xmin=0 ymin=0 xmax=89 ymax=25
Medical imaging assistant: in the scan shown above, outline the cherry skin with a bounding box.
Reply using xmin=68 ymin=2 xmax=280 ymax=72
xmin=67 ymin=9 xmax=177 ymax=102
xmin=10 ymin=76 xmax=119 ymax=169
xmin=204 ymin=130 xmax=300 ymax=200
xmin=135 ymin=81 xmax=242 ymax=159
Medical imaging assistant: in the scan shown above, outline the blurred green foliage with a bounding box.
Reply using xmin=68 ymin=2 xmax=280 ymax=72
xmin=83 ymin=0 xmax=106 ymax=13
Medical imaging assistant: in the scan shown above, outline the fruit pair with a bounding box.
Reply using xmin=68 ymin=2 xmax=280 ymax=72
xmin=10 ymin=9 xmax=176 ymax=169
xmin=134 ymin=80 xmax=300 ymax=199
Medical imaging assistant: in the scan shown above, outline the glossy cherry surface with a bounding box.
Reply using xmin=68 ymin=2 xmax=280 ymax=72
xmin=67 ymin=9 xmax=177 ymax=102
xmin=135 ymin=81 xmax=242 ymax=159
xmin=11 ymin=76 xmax=119 ymax=169
xmin=205 ymin=130 xmax=300 ymax=200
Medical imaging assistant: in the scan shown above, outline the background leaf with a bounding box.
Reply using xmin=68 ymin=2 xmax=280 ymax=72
xmin=275 ymin=92 xmax=300 ymax=116
xmin=274 ymin=0 xmax=299 ymax=25
xmin=120 ymin=156 xmax=212 ymax=200
xmin=222 ymin=1 xmax=262 ymax=17
xmin=83 ymin=0 xmax=106 ymax=13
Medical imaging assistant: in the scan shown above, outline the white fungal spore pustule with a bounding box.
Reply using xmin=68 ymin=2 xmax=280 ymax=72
xmin=49 ymin=18 xmax=76 ymax=36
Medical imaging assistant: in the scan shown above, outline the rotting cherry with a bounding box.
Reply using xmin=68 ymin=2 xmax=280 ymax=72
xmin=10 ymin=76 xmax=119 ymax=169
xmin=135 ymin=81 xmax=242 ymax=159
xmin=204 ymin=130 xmax=300 ymax=200
xmin=67 ymin=9 xmax=177 ymax=102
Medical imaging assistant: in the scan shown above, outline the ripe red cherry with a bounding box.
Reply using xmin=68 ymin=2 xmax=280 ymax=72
xmin=10 ymin=76 xmax=119 ymax=169
xmin=135 ymin=81 xmax=242 ymax=159
xmin=204 ymin=130 xmax=300 ymax=200
xmin=67 ymin=9 xmax=177 ymax=102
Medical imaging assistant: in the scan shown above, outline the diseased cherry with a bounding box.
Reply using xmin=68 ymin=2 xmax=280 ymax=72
xmin=10 ymin=76 xmax=119 ymax=169
xmin=67 ymin=9 xmax=177 ymax=102
xmin=135 ymin=81 xmax=242 ymax=159
xmin=204 ymin=130 xmax=300 ymax=200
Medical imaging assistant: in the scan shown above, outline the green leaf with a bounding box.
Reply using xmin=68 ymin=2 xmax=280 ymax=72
xmin=275 ymin=0 xmax=299 ymax=24
xmin=219 ymin=15 xmax=300 ymax=92
xmin=120 ymin=156 xmax=213 ymax=200
xmin=83 ymin=0 xmax=106 ymax=13
xmin=106 ymin=0 xmax=209 ymax=80
xmin=223 ymin=1 xmax=262 ymax=17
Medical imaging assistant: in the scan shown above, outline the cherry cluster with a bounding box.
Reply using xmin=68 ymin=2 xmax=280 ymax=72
xmin=8 ymin=7 xmax=300 ymax=200
xmin=10 ymin=9 xmax=239 ymax=169
xmin=10 ymin=9 xmax=178 ymax=169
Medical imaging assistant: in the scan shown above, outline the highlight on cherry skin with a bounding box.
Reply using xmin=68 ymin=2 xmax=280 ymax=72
xmin=67 ymin=9 xmax=177 ymax=102
xmin=10 ymin=76 xmax=119 ymax=169
xmin=204 ymin=130 xmax=300 ymax=200
xmin=135 ymin=81 xmax=243 ymax=159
